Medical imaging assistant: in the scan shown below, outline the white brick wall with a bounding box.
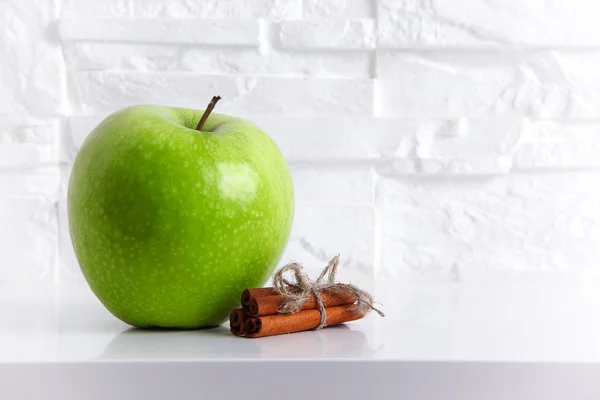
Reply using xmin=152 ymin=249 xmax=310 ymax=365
xmin=3 ymin=0 xmax=600 ymax=284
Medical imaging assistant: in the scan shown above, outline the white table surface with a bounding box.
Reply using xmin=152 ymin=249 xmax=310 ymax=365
xmin=2 ymin=282 xmax=600 ymax=399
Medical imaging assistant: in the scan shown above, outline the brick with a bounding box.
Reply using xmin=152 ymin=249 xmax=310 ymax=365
xmin=0 ymin=119 xmax=58 ymax=144
xmin=68 ymin=72 xmax=237 ymax=113
xmin=0 ymin=119 xmax=59 ymax=168
xmin=180 ymin=48 xmax=371 ymax=78
xmin=58 ymin=18 xmax=259 ymax=46
xmin=363 ymin=117 xmax=522 ymax=159
xmin=0 ymin=0 xmax=62 ymax=117
xmin=17 ymin=126 xmax=57 ymax=144
xmin=256 ymin=117 xmax=418 ymax=161
xmin=377 ymin=156 xmax=513 ymax=176
xmin=61 ymin=0 xmax=302 ymax=19
xmin=376 ymin=51 xmax=600 ymax=119
xmin=0 ymin=197 xmax=57 ymax=282
xmin=304 ymin=0 xmax=373 ymax=19
xmin=0 ymin=144 xmax=57 ymax=168
xmin=514 ymin=121 xmax=600 ymax=170
xmin=0 ymin=126 xmax=56 ymax=145
xmin=62 ymin=43 xmax=371 ymax=78
xmin=290 ymin=165 xmax=374 ymax=205
xmin=0 ymin=169 xmax=60 ymax=198
xmin=133 ymin=0 xmax=302 ymax=18
xmin=69 ymin=71 xmax=373 ymax=115
xmin=280 ymin=204 xmax=375 ymax=281
xmin=274 ymin=21 xmax=375 ymax=49
xmin=0 ymin=119 xmax=58 ymax=167
xmin=62 ymin=42 xmax=181 ymax=70
xmin=377 ymin=173 xmax=600 ymax=281
xmin=61 ymin=0 xmax=131 ymax=17
xmin=378 ymin=0 xmax=600 ymax=47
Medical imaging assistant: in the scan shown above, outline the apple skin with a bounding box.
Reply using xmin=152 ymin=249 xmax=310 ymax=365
xmin=68 ymin=105 xmax=294 ymax=328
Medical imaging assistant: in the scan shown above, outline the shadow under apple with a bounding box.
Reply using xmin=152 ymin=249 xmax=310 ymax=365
xmin=99 ymin=323 xmax=377 ymax=361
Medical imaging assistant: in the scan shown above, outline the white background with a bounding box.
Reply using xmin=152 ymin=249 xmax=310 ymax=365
xmin=3 ymin=0 xmax=600 ymax=285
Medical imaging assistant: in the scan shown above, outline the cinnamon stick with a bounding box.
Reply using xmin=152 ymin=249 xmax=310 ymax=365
xmin=244 ymin=305 xmax=363 ymax=338
xmin=246 ymin=288 xmax=356 ymax=317
xmin=229 ymin=308 xmax=248 ymax=337
xmin=241 ymin=288 xmax=277 ymax=308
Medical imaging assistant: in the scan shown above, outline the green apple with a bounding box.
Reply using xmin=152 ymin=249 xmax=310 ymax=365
xmin=68 ymin=98 xmax=294 ymax=328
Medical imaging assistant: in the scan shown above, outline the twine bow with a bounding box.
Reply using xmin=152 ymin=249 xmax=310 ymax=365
xmin=272 ymin=255 xmax=385 ymax=329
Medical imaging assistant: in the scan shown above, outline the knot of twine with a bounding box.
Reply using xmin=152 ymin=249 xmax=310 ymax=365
xmin=272 ymin=255 xmax=385 ymax=330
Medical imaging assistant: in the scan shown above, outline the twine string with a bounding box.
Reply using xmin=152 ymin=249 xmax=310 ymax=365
xmin=272 ymin=255 xmax=384 ymax=329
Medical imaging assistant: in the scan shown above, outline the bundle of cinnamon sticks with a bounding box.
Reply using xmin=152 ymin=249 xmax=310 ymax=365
xmin=230 ymin=285 xmax=363 ymax=338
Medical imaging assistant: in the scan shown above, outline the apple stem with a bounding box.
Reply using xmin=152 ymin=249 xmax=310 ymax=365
xmin=195 ymin=95 xmax=222 ymax=131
